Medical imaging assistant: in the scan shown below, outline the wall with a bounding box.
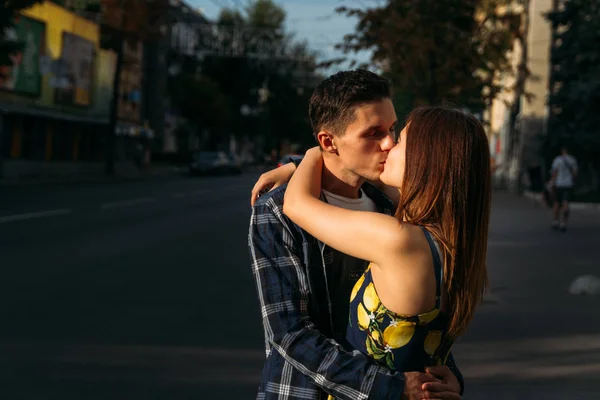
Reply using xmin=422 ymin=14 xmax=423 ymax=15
xmin=486 ymin=0 xmax=555 ymax=188
xmin=0 ymin=1 xmax=116 ymax=122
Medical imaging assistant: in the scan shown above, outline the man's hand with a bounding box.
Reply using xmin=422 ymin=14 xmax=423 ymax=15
xmin=402 ymin=372 xmax=441 ymax=400
xmin=420 ymin=366 xmax=462 ymax=400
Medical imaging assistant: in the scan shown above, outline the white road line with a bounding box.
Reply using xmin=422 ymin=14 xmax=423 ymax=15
xmin=101 ymin=197 xmax=157 ymax=209
xmin=0 ymin=208 xmax=72 ymax=224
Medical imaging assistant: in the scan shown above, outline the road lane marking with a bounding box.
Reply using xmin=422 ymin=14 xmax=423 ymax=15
xmin=0 ymin=208 xmax=72 ymax=224
xmin=101 ymin=197 xmax=157 ymax=209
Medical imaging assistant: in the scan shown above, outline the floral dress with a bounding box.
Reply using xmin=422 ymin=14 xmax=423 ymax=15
xmin=328 ymin=227 xmax=453 ymax=400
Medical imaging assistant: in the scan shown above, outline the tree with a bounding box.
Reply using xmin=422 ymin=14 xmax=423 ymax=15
xmin=199 ymin=0 xmax=319 ymax=154
xmin=502 ymin=0 xmax=530 ymax=192
xmin=546 ymin=0 xmax=600 ymax=195
xmin=0 ymin=0 xmax=42 ymax=75
xmin=335 ymin=0 xmax=522 ymax=117
xmin=169 ymin=73 xmax=230 ymax=149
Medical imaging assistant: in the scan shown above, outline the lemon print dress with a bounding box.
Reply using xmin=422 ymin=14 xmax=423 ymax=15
xmin=346 ymin=227 xmax=453 ymax=373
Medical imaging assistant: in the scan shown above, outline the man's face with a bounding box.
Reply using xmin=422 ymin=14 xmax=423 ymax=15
xmin=332 ymin=99 xmax=397 ymax=182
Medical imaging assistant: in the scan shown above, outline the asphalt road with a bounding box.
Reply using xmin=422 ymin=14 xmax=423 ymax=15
xmin=1 ymin=173 xmax=599 ymax=399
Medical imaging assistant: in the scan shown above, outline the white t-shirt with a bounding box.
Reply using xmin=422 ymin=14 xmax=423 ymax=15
xmin=551 ymin=155 xmax=578 ymax=188
xmin=321 ymin=188 xmax=378 ymax=339
xmin=322 ymin=188 xmax=378 ymax=212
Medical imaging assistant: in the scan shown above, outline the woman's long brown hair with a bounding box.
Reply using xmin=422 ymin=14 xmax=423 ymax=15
xmin=395 ymin=106 xmax=492 ymax=339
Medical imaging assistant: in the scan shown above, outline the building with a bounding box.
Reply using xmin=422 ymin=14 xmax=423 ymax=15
xmin=487 ymin=0 xmax=555 ymax=189
xmin=143 ymin=0 xmax=209 ymax=155
xmin=114 ymin=38 xmax=146 ymax=162
xmin=0 ymin=1 xmax=117 ymax=180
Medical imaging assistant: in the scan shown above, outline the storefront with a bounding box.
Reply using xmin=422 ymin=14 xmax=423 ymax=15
xmin=0 ymin=107 xmax=107 ymax=163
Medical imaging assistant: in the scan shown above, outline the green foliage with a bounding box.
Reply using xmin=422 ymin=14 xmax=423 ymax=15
xmin=546 ymin=0 xmax=600 ymax=153
xmin=245 ymin=0 xmax=286 ymax=34
xmin=545 ymin=0 xmax=600 ymax=193
xmin=169 ymin=73 xmax=230 ymax=131
xmin=335 ymin=0 xmax=522 ymax=112
xmin=191 ymin=0 xmax=319 ymax=151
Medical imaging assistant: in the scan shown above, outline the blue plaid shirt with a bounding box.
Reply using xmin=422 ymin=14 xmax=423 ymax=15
xmin=248 ymin=182 xmax=464 ymax=399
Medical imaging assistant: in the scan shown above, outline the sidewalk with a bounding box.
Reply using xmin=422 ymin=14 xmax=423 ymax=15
xmin=457 ymin=190 xmax=600 ymax=399
xmin=523 ymin=189 xmax=600 ymax=213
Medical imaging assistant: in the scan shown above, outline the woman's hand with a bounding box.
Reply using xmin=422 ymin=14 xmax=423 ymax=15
xmin=251 ymin=162 xmax=296 ymax=206
xmin=283 ymin=146 xmax=324 ymax=219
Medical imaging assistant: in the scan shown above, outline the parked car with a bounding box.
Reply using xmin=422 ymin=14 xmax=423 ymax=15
xmin=189 ymin=151 xmax=241 ymax=176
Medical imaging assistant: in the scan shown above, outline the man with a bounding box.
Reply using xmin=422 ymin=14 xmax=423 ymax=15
xmin=248 ymin=70 xmax=463 ymax=399
xmin=550 ymin=146 xmax=578 ymax=232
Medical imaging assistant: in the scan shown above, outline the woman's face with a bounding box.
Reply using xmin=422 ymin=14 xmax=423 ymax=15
xmin=379 ymin=125 xmax=407 ymax=189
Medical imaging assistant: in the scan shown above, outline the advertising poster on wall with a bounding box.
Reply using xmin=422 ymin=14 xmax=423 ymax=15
xmin=53 ymin=32 xmax=95 ymax=107
xmin=91 ymin=49 xmax=117 ymax=116
xmin=0 ymin=15 xmax=45 ymax=96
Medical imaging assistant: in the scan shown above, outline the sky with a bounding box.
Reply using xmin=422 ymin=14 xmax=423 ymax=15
xmin=188 ymin=0 xmax=372 ymax=73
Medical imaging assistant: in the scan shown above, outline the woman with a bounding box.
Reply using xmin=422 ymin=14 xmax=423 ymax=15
xmin=259 ymin=107 xmax=491 ymax=381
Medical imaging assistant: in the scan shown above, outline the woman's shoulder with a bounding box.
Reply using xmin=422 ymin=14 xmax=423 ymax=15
xmin=387 ymin=222 xmax=429 ymax=254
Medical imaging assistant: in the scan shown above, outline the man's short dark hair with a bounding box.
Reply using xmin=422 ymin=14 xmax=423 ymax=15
xmin=308 ymin=69 xmax=391 ymax=137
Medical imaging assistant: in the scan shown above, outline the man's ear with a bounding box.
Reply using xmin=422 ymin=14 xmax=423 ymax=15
xmin=316 ymin=130 xmax=337 ymax=154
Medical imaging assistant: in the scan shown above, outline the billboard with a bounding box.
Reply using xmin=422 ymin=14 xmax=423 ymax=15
xmin=92 ymin=49 xmax=117 ymax=116
xmin=0 ymin=2 xmax=119 ymax=121
xmin=0 ymin=15 xmax=45 ymax=96
xmin=0 ymin=1 xmax=116 ymax=121
xmin=53 ymin=32 xmax=96 ymax=107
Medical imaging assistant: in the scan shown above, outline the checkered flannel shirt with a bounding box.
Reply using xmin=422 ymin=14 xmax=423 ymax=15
xmin=248 ymin=182 xmax=464 ymax=399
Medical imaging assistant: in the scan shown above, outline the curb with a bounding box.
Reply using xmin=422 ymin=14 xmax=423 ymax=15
xmin=523 ymin=190 xmax=600 ymax=213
